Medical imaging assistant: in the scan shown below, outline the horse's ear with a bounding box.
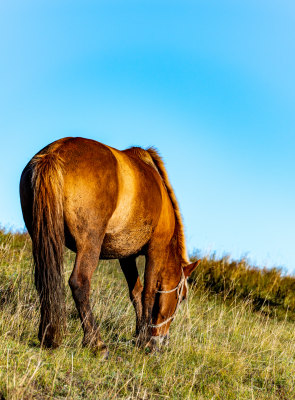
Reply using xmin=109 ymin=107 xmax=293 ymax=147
xmin=183 ymin=260 xmax=201 ymax=278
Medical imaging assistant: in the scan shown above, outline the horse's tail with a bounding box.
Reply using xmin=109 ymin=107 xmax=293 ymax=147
xmin=31 ymin=150 xmax=66 ymax=347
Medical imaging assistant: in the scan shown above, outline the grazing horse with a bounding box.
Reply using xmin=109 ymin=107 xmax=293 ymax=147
xmin=20 ymin=137 xmax=199 ymax=357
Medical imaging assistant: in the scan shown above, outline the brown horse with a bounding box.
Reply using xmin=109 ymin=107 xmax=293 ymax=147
xmin=20 ymin=137 xmax=199 ymax=357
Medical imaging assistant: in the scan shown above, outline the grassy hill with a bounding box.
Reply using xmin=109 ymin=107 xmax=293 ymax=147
xmin=0 ymin=230 xmax=295 ymax=399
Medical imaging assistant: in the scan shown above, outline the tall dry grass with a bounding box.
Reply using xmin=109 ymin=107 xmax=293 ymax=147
xmin=0 ymin=230 xmax=295 ymax=399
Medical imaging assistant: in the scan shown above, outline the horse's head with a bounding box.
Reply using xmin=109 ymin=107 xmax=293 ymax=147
xmin=146 ymin=260 xmax=200 ymax=350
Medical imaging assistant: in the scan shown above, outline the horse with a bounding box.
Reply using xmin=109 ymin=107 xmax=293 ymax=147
xmin=20 ymin=137 xmax=199 ymax=358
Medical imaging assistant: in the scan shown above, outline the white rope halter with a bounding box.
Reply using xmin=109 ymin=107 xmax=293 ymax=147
xmin=149 ymin=268 xmax=188 ymax=329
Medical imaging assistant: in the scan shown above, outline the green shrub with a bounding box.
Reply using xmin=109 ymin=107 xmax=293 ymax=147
xmin=190 ymin=251 xmax=295 ymax=320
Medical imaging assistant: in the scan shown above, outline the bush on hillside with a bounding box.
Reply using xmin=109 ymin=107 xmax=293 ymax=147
xmin=190 ymin=251 xmax=295 ymax=320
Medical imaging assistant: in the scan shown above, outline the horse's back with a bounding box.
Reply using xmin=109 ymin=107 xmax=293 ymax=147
xmin=58 ymin=137 xmax=165 ymax=257
xmin=21 ymin=137 xmax=172 ymax=258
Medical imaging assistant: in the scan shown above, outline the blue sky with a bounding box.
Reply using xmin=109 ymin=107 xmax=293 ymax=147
xmin=0 ymin=0 xmax=294 ymax=271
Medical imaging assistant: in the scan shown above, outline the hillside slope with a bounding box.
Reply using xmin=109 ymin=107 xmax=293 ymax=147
xmin=0 ymin=231 xmax=294 ymax=399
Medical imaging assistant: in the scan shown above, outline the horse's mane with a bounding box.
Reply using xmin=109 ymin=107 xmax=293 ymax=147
xmin=126 ymin=146 xmax=189 ymax=265
xmin=124 ymin=147 xmax=158 ymax=171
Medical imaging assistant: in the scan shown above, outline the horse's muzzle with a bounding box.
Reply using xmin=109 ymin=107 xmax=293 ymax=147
xmin=145 ymin=334 xmax=169 ymax=352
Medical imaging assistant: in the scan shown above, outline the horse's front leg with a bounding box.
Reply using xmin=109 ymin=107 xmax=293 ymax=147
xmin=138 ymin=250 xmax=164 ymax=346
xmin=119 ymin=256 xmax=143 ymax=336
xmin=69 ymin=241 xmax=109 ymax=359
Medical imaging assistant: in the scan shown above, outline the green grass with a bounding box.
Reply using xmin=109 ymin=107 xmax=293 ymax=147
xmin=1 ymin=230 xmax=295 ymax=399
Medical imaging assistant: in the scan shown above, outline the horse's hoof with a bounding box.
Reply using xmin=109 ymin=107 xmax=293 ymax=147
xmin=136 ymin=328 xmax=150 ymax=348
xmin=100 ymin=346 xmax=109 ymax=360
xmin=136 ymin=335 xmax=147 ymax=349
xmin=38 ymin=326 xmax=63 ymax=349
xmin=90 ymin=344 xmax=109 ymax=360
xmin=82 ymin=336 xmax=109 ymax=359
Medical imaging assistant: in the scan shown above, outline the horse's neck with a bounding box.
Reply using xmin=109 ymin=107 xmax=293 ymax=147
xmin=166 ymin=242 xmax=183 ymax=277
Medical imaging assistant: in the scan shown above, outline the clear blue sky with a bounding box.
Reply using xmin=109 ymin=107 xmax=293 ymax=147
xmin=0 ymin=0 xmax=294 ymax=272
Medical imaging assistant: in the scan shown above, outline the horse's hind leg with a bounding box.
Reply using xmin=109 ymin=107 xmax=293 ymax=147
xmin=119 ymin=256 xmax=143 ymax=335
xmin=69 ymin=239 xmax=108 ymax=358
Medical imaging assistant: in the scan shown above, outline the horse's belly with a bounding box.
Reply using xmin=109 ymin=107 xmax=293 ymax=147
xmin=101 ymin=223 xmax=152 ymax=259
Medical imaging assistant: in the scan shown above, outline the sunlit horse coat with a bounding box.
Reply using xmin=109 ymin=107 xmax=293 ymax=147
xmin=20 ymin=137 xmax=199 ymax=357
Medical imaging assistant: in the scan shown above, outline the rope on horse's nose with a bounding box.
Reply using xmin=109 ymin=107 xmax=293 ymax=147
xmin=148 ymin=268 xmax=187 ymax=329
